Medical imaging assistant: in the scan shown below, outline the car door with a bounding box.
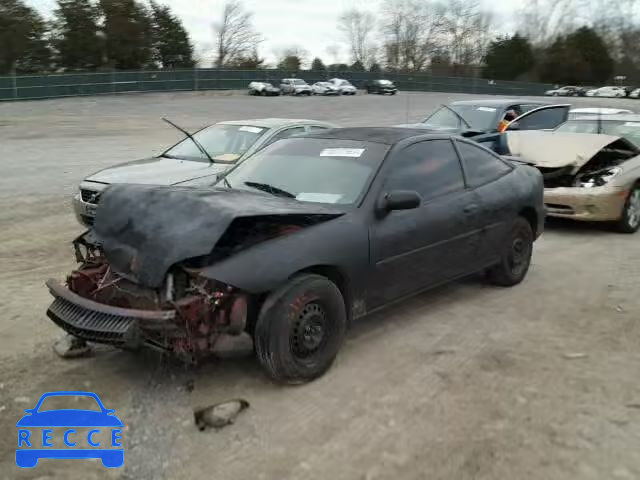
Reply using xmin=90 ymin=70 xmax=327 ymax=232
xmin=454 ymin=139 xmax=516 ymax=263
xmin=368 ymin=139 xmax=483 ymax=307
xmin=506 ymin=104 xmax=571 ymax=131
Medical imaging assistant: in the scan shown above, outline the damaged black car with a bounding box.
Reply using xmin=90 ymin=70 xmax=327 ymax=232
xmin=46 ymin=128 xmax=544 ymax=383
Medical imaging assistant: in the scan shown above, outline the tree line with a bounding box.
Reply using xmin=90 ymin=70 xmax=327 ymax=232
xmin=0 ymin=0 xmax=194 ymax=75
xmin=3 ymin=0 xmax=640 ymax=85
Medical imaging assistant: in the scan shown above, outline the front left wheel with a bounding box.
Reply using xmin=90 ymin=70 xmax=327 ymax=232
xmin=616 ymin=184 xmax=640 ymax=233
xmin=254 ymin=274 xmax=347 ymax=384
xmin=486 ymin=217 xmax=533 ymax=286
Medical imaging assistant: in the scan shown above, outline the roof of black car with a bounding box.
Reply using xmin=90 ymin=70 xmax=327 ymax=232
xmin=303 ymin=127 xmax=439 ymax=144
xmin=451 ymin=99 xmax=549 ymax=107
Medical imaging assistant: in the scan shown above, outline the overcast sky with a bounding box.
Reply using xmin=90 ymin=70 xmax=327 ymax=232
xmin=26 ymin=0 xmax=524 ymax=65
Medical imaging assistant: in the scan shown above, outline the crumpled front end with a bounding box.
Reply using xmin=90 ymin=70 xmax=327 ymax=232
xmin=46 ymin=233 xmax=251 ymax=361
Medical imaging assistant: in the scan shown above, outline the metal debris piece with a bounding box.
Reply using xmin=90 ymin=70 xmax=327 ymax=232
xmin=53 ymin=334 xmax=92 ymax=359
xmin=562 ymin=352 xmax=588 ymax=360
xmin=194 ymin=399 xmax=250 ymax=431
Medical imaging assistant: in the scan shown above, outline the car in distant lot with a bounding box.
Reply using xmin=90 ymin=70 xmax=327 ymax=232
xmin=311 ymin=81 xmax=340 ymax=95
xmin=329 ymin=78 xmax=357 ymax=95
xmin=586 ymin=86 xmax=627 ymax=97
xmin=503 ymin=130 xmax=640 ymax=232
xmin=365 ymin=79 xmax=397 ymax=95
xmin=396 ymin=99 xmax=564 ymax=137
xmin=73 ymin=118 xmax=336 ymax=226
xmin=48 ymin=127 xmax=544 ymax=383
xmin=630 ymin=88 xmax=640 ymax=98
xmin=248 ymin=82 xmax=280 ymax=96
xmin=280 ymin=78 xmax=312 ymax=95
xmin=555 ymin=113 xmax=640 ymax=146
xmin=545 ymin=85 xmax=581 ymax=96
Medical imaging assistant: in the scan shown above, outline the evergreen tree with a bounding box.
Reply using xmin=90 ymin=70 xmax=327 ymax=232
xmin=278 ymin=55 xmax=301 ymax=72
xmin=150 ymin=1 xmax=194 ymax=68
xmin=482 ymin=34 xmax=535 ymax=80
xmin=52 ymin=0 xmax=103 ymax=70
xmin=350 ymin=59 xmax=365 ymax=71
xmin=310 ymin=57 xmax=326 ymax=71
xmin=99 ymin=0 xmax=152 ymax=69
xmin=0 ymin=0 xmax=51 ymax=74
xmin=369 ymin=62 xmax=381 ymax=73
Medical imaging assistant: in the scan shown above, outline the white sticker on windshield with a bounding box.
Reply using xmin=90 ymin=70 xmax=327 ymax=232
xmin=239 ymin=126 xmax=263 ymax=133
xmin=477 ymin=107 xmax=497 ymax=112
xmin=296 ymin=193 xmax=343 ymax=203
xmin=624 ymin=122 xmax=640 ymax=127
xmin=320 ymin=148 xmax=365 ymax=157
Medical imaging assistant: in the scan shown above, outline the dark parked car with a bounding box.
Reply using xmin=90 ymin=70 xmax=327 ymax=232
xmin=366 ymin=79 xmax=398 ymax=94
xmin=47 ymin=128 xmax=544 ymax=383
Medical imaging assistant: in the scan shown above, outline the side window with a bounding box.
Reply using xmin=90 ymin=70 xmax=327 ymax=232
xmin=264 ymin=126 xmax=306 ymax=147
xmin=511 ymin=107 xmax=567 ymax=130
xmin=456 ymin=140 xmax=512 ymax=188
xmin=386 ymin=139 xmax=464 ymax=202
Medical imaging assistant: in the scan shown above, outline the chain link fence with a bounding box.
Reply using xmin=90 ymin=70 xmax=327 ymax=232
xmin=0 ymin=69 xmax=554 ymax=101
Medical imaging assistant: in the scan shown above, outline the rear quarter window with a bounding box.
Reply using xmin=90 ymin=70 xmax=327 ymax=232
xmin=456 ymin=140 xmax=512 ymax=188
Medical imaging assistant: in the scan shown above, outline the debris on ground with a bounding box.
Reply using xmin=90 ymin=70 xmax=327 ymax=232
xmin=616 ymin=305 xmax=625 ymax=313
xmin=194 ymin=399 xmax=250 ymax=431
xmin=52 ymin=334 xmax=92 ymax=359
xmin=562 ymin=353 xmax=588 ymax=360
xmin=625 ymin=403 xmax=640 ymax=409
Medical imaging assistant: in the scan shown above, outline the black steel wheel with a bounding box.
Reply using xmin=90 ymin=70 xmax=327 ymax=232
xmin=486 ymin=217 xmax=533 ymax=286
xmin=254 ymin=274 xmax=346 ymax=384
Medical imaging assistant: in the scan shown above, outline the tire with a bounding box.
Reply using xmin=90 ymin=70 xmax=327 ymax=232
xmin=254 ymin=274 xmax=347 ymax=384
xmin=260 ymin=90 xmax=266 ymax=96
xmin=486 ymin=216 xmax=533 ymax=286
xmin=553 ymin=92 xmax=558 ymax=96
xmin=616 ymin=183 xmax=640 ymax=233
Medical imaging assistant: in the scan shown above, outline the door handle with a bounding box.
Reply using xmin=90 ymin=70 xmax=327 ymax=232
xmin=464 ymin=204 xmax=479 ymax=214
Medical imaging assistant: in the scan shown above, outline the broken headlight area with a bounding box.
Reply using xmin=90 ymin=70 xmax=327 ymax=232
xmin=47 ymin=233 xmax=253 ymax=362
xmin=573 ymin=167 xmax=621 ymax=188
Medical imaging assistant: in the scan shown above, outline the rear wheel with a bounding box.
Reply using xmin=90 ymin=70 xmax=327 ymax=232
xmin=254 ymin=274 xmax=347 ymax=384
xmin=486 ymin=217 xmax=533 ymax=286
xmin=260 ymin=90 xmax=266 ymax=96
xmin=616 ymin=184 xmax=640 ymax=233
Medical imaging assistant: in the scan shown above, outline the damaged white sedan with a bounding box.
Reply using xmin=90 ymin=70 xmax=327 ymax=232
xmin=504 ymin=131 xmax=640 ymax=232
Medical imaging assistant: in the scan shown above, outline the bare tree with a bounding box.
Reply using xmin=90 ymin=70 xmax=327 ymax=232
xmin=516 ymin=0 xmax=579 ymax=47
xmin=380 ymin=0 xmax=446 ymax=71
xmin=212 ymin=0 xmax=261 ymax=67
xmin=338 ymin=8 xmax=376 ymax=67
xmin=441 ymin=0 xmax=493 ymax=68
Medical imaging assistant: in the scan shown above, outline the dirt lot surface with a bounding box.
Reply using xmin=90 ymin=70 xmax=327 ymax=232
xmin=1 ymin=91 xmax=640 ymax=480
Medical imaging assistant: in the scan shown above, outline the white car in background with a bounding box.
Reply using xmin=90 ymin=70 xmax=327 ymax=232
xmin=328 ymin=78 xmax=357 ymax=95
xmin=569 ymin=107 xmax=634 ymax=119
xmin=630 ymin=88 xmax=640 ymax=98
xmin=586 ymin=86 xmax=627 ymax=98
xmin=311 ymin=82 xmax=340 ymax=95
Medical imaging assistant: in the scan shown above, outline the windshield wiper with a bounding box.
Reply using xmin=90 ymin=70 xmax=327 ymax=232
xmin=162 ymin=117 xmax=214 ymax=163
xmin=221 ymin=175 xmax=232 ymax=189
xmin=244 ymin=181 xmax=295 ymax=198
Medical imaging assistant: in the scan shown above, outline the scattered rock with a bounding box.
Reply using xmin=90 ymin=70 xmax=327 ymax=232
xmin=625 ymin=403 xmax=640 ymax=409
xmin=0 ymin=405 xmax=6 ymax=412
xmin=616 ymin=305 xmax=625 ymax=313
xmin=194 ymin=399 xmax=250 ymax=431
xmin=14 ymin=396 xmax=30 ymax=404
xmin=563 ymin=352 xmax=588 ymax=360
xmin=53 ymin=334 xmax=92 ymax=359
xmin=184 ymin=379 xmax=195 ymax=393
xmin=432 ymin=348 xmax=456 ymax=356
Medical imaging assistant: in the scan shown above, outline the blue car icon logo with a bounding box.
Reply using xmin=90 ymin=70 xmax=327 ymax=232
xmin=15 ymin=391 xmax=123 ymax=468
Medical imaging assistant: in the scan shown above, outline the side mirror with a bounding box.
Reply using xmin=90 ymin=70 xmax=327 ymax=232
xmin=380 ymin=190 xmax=421 ymax=213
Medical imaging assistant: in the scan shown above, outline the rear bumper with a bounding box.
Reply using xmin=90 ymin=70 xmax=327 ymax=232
xmin=544 ymin=186 xmax=627 ymax=221
xmin=46 ymin=279 xmax=177 ymax=349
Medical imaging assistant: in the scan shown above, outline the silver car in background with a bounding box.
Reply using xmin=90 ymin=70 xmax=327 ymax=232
xmin=311 ymin=82 xmax=340 ymax=95
xmin=329 ymin=78 xmax=357 ymax=95
xmin=73 ymin=118 xmax=337 ymax=226
xmin=280 ymin=78 xmax=312 ymax=95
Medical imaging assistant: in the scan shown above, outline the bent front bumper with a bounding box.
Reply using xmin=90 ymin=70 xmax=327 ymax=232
xmin=544 ymin=186 xmax=627 ymax=221
xmin=46 ymin=279 xmax=177 ymax=349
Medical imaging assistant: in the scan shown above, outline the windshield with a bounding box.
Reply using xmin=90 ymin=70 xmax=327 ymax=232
xmin=37 ymin=395 xmax=101 ymax=412
xmin=293 ymin=79 xmax=306 ymax=85
xmin=220 ymin=138 xmax=389 ymax=204
xmin=423 ymin=104 xmax=497 ymax=131
xmin=378 ymin=80 xmax=392 ymax=85
xmin=163 ymin=124 xmax=265 ymax=162
xmin=556 ymin=119 xmax=640 ymax=146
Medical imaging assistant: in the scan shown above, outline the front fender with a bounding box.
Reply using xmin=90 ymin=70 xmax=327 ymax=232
xmin=199 ymin=215 xmax=369 ymax=294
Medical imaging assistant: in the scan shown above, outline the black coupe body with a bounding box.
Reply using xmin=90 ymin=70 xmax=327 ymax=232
xmin=47 ymin=128 xmax=544 ymax=383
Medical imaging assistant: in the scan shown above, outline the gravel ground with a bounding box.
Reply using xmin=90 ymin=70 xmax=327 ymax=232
xmin=1 ymin=91 xmax=640 ymax=480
